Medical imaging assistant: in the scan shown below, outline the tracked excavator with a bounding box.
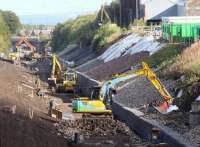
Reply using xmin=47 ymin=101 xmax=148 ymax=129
xmin=72 ymin=62 xmax=177 ymax=115
xmin=9 ymin=37 xmax=37 ymax=61
xmin=48 ymin=54 xmax=77 ymax=92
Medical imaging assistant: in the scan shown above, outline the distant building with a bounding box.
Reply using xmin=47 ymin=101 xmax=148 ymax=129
xmin=141 ymin=0 xmax=200 ymax=23
xmin=141 ymin=0 xmax=186 ymax=23
xmin=111 ymin=0 xmax=200 ymax=26
xmin=31 ymin=29 xmax=53 ymax=37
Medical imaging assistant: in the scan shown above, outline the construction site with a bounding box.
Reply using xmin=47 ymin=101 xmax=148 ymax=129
xmin=1 ymin=0 xmax=200 ymax=147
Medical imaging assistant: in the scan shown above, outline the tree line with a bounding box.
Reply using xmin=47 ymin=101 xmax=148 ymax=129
xmin=51 ymin=2 xmax=122 ymax=51
xmin=0 ymin=10 xmax=21 ymax=53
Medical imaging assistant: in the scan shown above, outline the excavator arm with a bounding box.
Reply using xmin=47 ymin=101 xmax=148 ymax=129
xmin=16 ymin=37 xmax=36 ymax=53
xmin=73 ymin=62 xmax=177 ymax=114
xmin=112 ymin=62 xmax=175 ymax=114
xmin=48 ymin=54 xmax=62 ymax=85
xmin=48 ymin=54 xmax=77 ymax=92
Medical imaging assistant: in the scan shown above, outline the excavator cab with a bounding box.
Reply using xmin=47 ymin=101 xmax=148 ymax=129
xmin=90 ymin=86 xmax=101 ymax=100
xmin=72 ymin=85 xmax=112 ymax=114
xmin=62 ymin=71 xmax=77 ymax=92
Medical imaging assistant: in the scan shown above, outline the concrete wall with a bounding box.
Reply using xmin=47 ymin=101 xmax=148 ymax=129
xmin=76 ymin=71 xmax=100 ymax=97
xmin=112 ymin=99 xmax=195 ymax=147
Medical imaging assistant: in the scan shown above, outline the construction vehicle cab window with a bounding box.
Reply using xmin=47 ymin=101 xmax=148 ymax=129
xmin=1 ymin=0 xmax=200 ymax=147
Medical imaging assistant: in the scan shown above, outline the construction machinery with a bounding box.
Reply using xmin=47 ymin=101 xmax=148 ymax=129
xmin=8 ymin=37 xmax=37 ymax=61
xmin=48 ymin=54 xmax=77 ymax=93
xmin=112 ymin=62 xmax=177 ymax=114
xmin=73 ymin=62 xmax=177 ymax=115
xmin=72 ymin=81 xmax=115 ymax=114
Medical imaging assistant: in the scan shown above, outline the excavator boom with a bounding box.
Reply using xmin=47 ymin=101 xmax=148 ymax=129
xmin=48 ymin=54 xmax=77 ymax=92
xmin=112 ymin=62 xmax=175 ymax=114
xmin=16 ymin=37 xmax=36 ymax=52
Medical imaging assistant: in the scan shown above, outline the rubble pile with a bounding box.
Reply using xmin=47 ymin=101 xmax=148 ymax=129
xmin=57 ymin=118 xmax=130 ymax=140
xmin=56 ymin=118 xmax=149 ymax=147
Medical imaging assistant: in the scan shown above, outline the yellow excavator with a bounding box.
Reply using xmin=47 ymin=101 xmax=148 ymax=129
xmin=73 ymin=62 xmax=177 ymax=114
xmin=48 ymin=54 xmax=77 ymax=93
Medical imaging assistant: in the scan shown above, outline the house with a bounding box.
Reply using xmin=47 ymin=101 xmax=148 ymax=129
xmin=141 ymin=0 xmax=186 ymax=23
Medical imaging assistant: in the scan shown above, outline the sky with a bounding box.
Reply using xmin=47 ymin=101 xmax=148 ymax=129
xmin=0 ymin=0 xmax=112 ymax=25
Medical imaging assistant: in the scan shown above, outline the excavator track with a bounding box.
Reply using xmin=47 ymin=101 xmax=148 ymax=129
xmin=81 ymin=113 xmax=113 ymax=120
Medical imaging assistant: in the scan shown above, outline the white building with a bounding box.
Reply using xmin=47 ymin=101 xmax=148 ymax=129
xmin=141 ymin=0 xmax=186 ymax=22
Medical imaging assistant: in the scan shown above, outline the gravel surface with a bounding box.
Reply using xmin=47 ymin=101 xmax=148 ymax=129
xmin=60 ymin=47 xmax=96 ymax=66
xmin=114 ymin=76 xmax=163 ymax=109
xmin=76 ymin=58 xmax=104 ymax=73
xmin=86 ymin=52 xmax=149 ymax=81
xmin=186 ymin=125 xmax=200 ymax=146
xmin=114 ymin=75 xmax=199 ymax=146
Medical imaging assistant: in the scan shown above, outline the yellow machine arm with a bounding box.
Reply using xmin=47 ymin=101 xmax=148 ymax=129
xmin=112 ymin=62 xmax=173 ymax=113
xmin=50 ymin=54 xmax=62 ymax=82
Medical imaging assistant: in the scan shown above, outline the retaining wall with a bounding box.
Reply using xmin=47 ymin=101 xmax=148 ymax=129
xmin=112 ymin=100 xmax=196 ymax=147
xmin=76 ymin=71 xmax=100 ymax=97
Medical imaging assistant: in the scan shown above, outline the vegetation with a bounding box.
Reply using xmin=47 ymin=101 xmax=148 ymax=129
xmin=51 ymin=14 xmax=97 ymax=51
xmin=146 ymin=44 xmax=184 ymax=69
xmin=92 ymin=23 xmax=121 ymax=51
xmin=164 ymin=42 xmax=200 ymax=83
xmin=0 ymin=10 xmax=21 ymax=54
xmin=0 ymin=13 xmax=11 ymax=53
xmin=1 ymin=10 xmax=21 ymax=34
xmin=51 ymin=13 xmax=122 ymax=52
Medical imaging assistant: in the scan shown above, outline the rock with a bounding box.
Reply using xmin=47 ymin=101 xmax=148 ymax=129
xmin=176 ymin=89 xmax=183 ymax=98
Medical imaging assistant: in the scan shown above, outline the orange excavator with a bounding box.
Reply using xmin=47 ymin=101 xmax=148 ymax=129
xmin=16 ymin=37 xmax=36 ymax=53
xmin=9 ymin=37 xmax=37 ymax=61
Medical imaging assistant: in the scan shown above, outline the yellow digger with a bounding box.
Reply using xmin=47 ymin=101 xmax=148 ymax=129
xmin=72 ymin=62 xmax=177 ymax=114
xmin=48 ymin=54 xmax=77 ymax=93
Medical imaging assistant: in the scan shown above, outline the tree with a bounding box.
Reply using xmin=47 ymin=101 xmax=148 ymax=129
xmin=0 ymin=13 xmax=11 ymax=53
xmin=2 ymin=11 xmax=21 ymax=34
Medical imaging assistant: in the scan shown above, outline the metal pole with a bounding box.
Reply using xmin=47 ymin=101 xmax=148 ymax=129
xmin=120 ymin=0 xmax=122 ymax=26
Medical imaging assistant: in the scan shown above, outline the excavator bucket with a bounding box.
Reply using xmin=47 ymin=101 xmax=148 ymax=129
xmin=153 ymin=101 xmax=170 ymax=114
xmin=153 ymin=99 xmax=178 ymax=114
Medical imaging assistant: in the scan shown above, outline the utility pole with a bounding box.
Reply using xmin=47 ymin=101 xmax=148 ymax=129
xmin=119 ymin=0 xmax=122 ymax=26
xmin=136 ymin=0 xmax=139 ymax=19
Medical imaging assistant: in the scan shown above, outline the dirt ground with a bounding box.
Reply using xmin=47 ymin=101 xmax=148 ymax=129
xmin=0 ymin=60 xmax=150 ymax=147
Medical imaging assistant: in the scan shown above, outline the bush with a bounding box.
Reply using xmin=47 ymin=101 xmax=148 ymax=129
xmin=0 ymin=13 xmax=11 ymax=54
xmin=51 ymin=14 xmax=98 ymax=51
xmin=92 ymin=23 xmax=121 ymax=51
xmin=166 ymin=41 xmax=200 ymax=77
xmin=146 ymin=44 xmax=183 ymax=69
